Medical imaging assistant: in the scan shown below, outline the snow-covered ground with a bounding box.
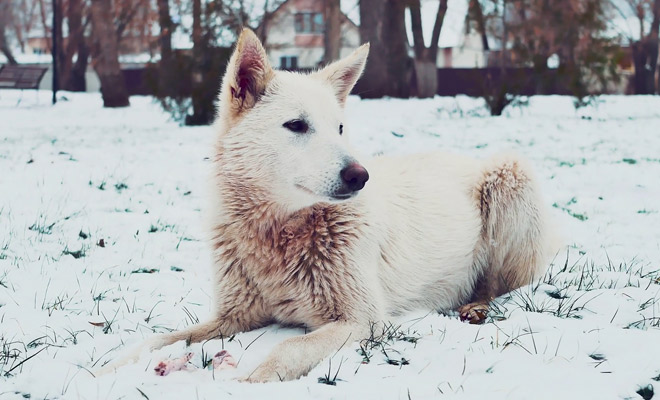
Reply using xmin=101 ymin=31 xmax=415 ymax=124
xmin=1 ymin=91 xmax=659 ymax=399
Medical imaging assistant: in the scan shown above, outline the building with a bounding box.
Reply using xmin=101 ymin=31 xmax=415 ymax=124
xmin=258 ymin=0 xmax=361 ymax=69
xmin=435 ymin=29 xmax=488 ymax=69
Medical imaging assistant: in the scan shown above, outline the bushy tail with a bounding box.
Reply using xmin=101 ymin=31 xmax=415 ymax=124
xmin=471 ymin=154 xmax=558 ymax=300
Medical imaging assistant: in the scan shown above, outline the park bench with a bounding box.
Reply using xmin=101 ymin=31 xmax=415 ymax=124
xmin=0 ymin=65 xmax=48 ymax=90
xmin=0 ymin=64 xmax=49 ymax=105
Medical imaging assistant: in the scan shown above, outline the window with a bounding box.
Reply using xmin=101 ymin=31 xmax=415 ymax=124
xmin=313 ymin=13 xmax=324 ymax=33
xmin=280 ymin=56 xmax=298 ymax=70
xmin=294 ymin=12 xmax=324 ymax=34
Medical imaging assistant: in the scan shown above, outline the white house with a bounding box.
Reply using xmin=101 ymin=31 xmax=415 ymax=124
xmin=435 ymin=29 xmax=488 ymax=68
xmin=258 ymin=0 xmax=361 ymax=69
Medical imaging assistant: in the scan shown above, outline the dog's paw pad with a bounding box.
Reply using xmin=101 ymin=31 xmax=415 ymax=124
xmin=154 ymin=352 xmax=195 ymax=376
xmin=212 ymin=350 xmax=237 ymax=370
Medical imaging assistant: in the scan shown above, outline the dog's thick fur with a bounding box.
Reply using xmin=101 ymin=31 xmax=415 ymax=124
xmin=101 ymin=30 xmax=557 ymax=382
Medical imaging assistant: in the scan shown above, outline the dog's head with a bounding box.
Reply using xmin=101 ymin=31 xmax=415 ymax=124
xmin=215 ymin=29 xmax=370 ymax=212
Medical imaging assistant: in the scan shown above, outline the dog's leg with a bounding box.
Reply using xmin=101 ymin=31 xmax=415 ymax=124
xmin=244 ymin=321 xmax=365 ymax=383
xmin=95 ymin=317 xmax=246 ymax=375
xmin=96 ymin=261 xmax=271 ymax=375
xmin=460 ymin=154 xmax=554 ymax=323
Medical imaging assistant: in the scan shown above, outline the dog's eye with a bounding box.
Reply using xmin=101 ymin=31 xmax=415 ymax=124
xmin=283 ymin=119 xmax=309 ymax=133
xmin=339 ymin=123 xmax=343 ymax=135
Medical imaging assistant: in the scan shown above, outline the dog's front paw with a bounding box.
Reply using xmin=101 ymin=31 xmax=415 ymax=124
xmin=242 ymin=360 xmax=289 ymax=383
xmin=458 ymin=302 xmax=489 ymax=324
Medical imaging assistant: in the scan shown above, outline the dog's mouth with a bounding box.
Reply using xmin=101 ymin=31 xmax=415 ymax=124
xmin=330 ymin=193 xmax=353 ymax=201
xmin=295 ymin=184 xmax=356 ymax=201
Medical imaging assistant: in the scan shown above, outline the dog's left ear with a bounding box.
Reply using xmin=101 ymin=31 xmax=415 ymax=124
xmin=220 ymin=29 xmax=274 ymax=120
xmin=316 ymin=43 xmax=370 ymax=106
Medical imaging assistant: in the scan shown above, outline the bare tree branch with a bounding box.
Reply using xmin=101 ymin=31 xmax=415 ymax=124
xmin=651 ymin=0 xmax=660 ymax=37
xmin=429 ymin=0 xmax=448 ymax=58
xmin=115 ymin=0 xmax=143 ymax=40
xmin=408 ymin=0 xmax=425 ymax=58
xmin=469 ymin=0 xmax=490 ymax=51
xmin=0 ymin=0 xmax=18 ymax=64
xmin=323 ymin=0 xmax=341 ymax=63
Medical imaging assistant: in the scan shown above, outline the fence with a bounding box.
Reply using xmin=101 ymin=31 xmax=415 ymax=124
xmin=117 ymin=66 xmax=587 ymax=98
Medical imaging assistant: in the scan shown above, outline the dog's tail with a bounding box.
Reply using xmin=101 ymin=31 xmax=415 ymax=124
xmin=471 ymin=153 xmax=559 ymax=300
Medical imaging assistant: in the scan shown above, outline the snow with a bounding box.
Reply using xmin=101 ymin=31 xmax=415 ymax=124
xmin=1 ymin=91 xmax=660 ymax=399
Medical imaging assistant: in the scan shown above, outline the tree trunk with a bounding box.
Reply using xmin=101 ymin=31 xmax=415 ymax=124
xmin=258 ymin=0 xmax=270 ymax=45
xmin=69 ymin=37 xmax=89 ymax=92
xmin=90 ymin=0 xmax=130 ymax=107
xmin=428 ymin=0 xmax=448 ymax=61
xmin=0 ymin=0 xmax=18 ymax=64
xmin=647 ymin=37 xmax=659 ymax=95
xmin=359 ymin=0 xmax=410 ymax=98
xmin=409 ymin=0 xmax=425 ymax=59
xmin=187 ymin=0 xmax=212 ymax=125
xmin=469 ymin=0 xmax=489 ymax=51
xmin=62 ymin=0 xmax=86 ymax=91
xmin=358 ymin=0 xmax=388 ymax=98
xmin=157 ymin=0 xmax=174 ymax=96
xmin=652 ymin=0 xmax=660 ymax=93
xmin=413 ymin=57 xmax=437 ymax=98
xmin=650 ymin=38 xmax=659 ymax=94
xmin=0 ymin=27 xmax=17 ymax=65
xmin=54 ymin=0 xmax=68 ymax=85
xmin=631 ymin=39 xmax=657 ymax=95
xmin=157 ymin=0 xmax=173 ymax=61
xmin=385 ymin=0 xmax=412 ymax=98
xmin=322 ymin=0 xmax=341 ymax=64
xmin=408 ymin=0 xmax=446 ymax=98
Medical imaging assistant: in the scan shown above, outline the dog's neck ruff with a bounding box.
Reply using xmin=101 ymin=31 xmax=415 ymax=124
xmin=212 ymin=154 xmax=362 ymax=256
xmin=209 ymin=145 xmax=371 ymax=325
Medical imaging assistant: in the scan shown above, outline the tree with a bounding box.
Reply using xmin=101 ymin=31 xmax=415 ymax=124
xmin=153 ymin=0 xmax=289 ymax=125
xmin=510 ymin=0 xmax=620 ymax=101
xmin=615 ymin=0 xmax=660 ymax=94
xmin=60 ymin=0 xmax=87 ymax=91
xmin=156 ymin=0 xmax=173 ymax=64
xmin=359 ymin=0 xmax=411 ymax=98
xmin=188 ymin=0 xmax=209 ymax=124
xmin=90 ymin=0 xmax=129 ymax=107
xmin=9 ymin=0 xmax=40 ymax=53
xmin=157 ymin=0 xmax=174 ymax=96
xmin=408 ymin=0 xmax=448 ymax=98
xmin=470 ymin=0 xmax=620 ymax=112
xmin=1 ymin=0 xmax=19 ymax=64
xmin=467 ymin=0 xmax=490 ymax=51
xmin=67 ymin=8 xmax=90 ymax=92
xmin=323 ymin=0 xmax=341 ymax=64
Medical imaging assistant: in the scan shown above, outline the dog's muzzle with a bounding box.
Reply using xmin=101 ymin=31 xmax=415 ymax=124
xmin=332 ymin=162 xmax=369 ymax=199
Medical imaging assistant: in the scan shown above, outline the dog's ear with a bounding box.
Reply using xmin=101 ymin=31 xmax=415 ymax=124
xmin=220 ymin=29 xmax=274 ymax=119
xmin=315 ymin=43 xmax=369 ymax=106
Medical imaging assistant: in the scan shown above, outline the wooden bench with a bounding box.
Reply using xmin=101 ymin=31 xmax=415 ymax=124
xmin=0 ymin=65 xmax=48 ymax=90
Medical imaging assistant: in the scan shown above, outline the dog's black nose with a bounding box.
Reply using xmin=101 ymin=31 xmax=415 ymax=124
xmin=340 ymin=163 xmax=369 ymax=192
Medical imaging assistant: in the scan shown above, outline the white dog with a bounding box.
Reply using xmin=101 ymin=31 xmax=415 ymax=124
xmin=100 ymin=29 xmax=557 ymax=382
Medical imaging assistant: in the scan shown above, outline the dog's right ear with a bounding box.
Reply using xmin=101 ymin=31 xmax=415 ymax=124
xmin=219 ymin=29 xmax=274 ymax=120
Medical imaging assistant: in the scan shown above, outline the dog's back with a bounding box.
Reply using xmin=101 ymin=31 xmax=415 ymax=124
xmin=358 ymin=153 xmax=483 ymax=313
xmin=351 ymin=152 xmax=556 ymax=316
